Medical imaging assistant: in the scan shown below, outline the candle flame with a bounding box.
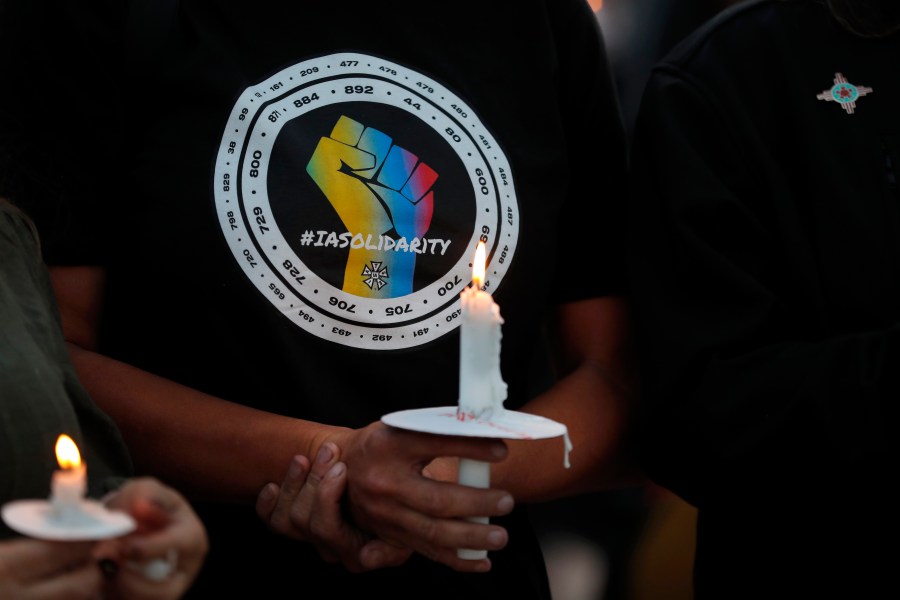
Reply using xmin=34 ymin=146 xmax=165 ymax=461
xmin=55 ymin=434 xmax=82 ymax=470
xmin=472 ymin=241 xmax=486 ymax=289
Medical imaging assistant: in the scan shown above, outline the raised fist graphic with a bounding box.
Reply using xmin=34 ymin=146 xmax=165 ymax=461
xmin=306 ymin=115 xmax=437 ymax=298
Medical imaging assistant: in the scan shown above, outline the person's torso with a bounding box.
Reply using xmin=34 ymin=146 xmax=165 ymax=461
xmin=76 ymin=0 xmax=622 ymax=426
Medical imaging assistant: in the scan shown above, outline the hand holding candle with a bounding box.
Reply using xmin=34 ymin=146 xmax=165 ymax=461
xmin=2 ymin=434 xmax=135 ymax=540
xmin=381 ymin=241 xmax=570 ymax=562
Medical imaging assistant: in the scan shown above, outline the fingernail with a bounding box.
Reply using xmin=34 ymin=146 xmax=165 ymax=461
xmin=315 ymin=444 xmax=333 ymax=465
xmin=259 ymin=483 xmax=276 ymax=502
xmin=497 ymin=494 xmax=514 ymax=513
xmin=361 ymin=548 xmax=384 ymax=569
xmin=326 ymin=462 xmax=345 ymax=479
xmin=287 ymin=457 xmax=305 ymax=478
xmin=488 ymin=529 xmax=507 ymax=547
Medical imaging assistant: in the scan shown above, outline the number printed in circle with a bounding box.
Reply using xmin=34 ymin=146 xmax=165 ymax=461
xmin=329 ymin=297 xmax=357 ymax=313
xmin=437 ymin=275 xmax=463 ymax=297
xmin=282 ymin=259 xmax=306 ymax=284
xmin=385 ymin=304 xmax=411 ymax=316
xmin=293 ymin=93 xmax=320 ymax=107
xmin=253 ymin=206 xmax=269 ymax=234
xmin=249 ymin=150 xmax=263 ymax=178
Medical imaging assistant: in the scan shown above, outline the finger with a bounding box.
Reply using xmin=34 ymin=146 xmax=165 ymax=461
xmin=294 ymin=442 xmax=341 ymax=524
xmin=309 ymin=442 xmax=341 ymax=478
xmin=117 ymin=502 xmax=197 ymax=559
xmin=104 ymin=477 xmax=177 ymax=532
xmin=306 ymin=460 xmax=347 ymax=535
xmin=357 ymin=424 xmax=506 ymax=478
xmin=407 ymin=430 xmax=509 ymax=463
xmin=105 ymin=478 xmax=195 ymax=558
xmin=0 ymin=538 xmax=96 ymax=582
xmin=426 ymin=546 xmax=496 ymax=573
xmin=107 ymin=539 xmax=200 ymax=598
xmin=310 ymin=461 xmax=407 ymax=573
xmin=422 ymin=456 xmax=457 ymax=482
xmin=400 ymin=478 xmax=515 ymax=520
xmin=402 ymin=509 xmax=509 ymax=557
xmin=111 ymin=535 xmax=205 ymax=599
xmin=109 ymin=567 xmax=193 ymax=600
xmin=393 ymin=514 xmax=508 ymax=573
xmin=298 ymin=445 xmax=345 ymax=559
xmin=268 ymin=455 xmax=311 ymax=535
xmin=355 ymin=484 xmax=510 ymax=571
xmin=255 ymin=482 xmax=280 ymax=522
xmin=108 ymin=496 xmax=206 ymax=571
xmin=25 ymin=561 xmax=103 ymax=599
xmin=358 ymin=538 xmax=413 ymax=570
xmin=306 ymin=460 xmax=348 ymax=564
xmin=278 ymin=454 xmax=312 ymax=498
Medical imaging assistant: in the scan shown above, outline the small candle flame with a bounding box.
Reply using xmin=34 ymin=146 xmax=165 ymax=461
xmin=55 ymin=434 xmax=82 ymax=470
xmin=472 ymin=241 xmax=486 ymax=289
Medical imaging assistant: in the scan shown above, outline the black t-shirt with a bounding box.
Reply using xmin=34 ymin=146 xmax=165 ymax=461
xmin=2 ymin=0 xmax=627 ymax=596
xmin=628 ymin=0 xmax=899 ymax=597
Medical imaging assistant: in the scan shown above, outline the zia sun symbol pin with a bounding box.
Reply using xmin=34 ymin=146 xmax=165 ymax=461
xmin=816 ymin=72 xmax=873 ymax=115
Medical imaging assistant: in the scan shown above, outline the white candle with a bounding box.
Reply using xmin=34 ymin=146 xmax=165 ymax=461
xmin=457 ymin=241 xmax=506 ymax=560
xmin=50 ymin=434 xmax=87 ymax=522
xmin=457 ymin=241 xmax=507 ymax=421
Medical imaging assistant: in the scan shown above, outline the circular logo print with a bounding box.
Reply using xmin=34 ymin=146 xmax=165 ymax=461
xmin=214 ymin=52 xmax=520 ymax=350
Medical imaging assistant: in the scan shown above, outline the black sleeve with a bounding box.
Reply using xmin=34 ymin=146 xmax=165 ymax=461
xmin=627 ymin=68 xmax=894 ymax=508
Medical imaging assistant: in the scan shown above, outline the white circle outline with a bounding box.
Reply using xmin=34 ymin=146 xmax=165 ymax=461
xmin=214 ymin=52 xmax=519 ymax=350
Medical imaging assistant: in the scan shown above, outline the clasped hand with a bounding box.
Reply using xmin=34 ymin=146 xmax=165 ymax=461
xmin=255 ymin=421 xmax=514 ymax=573
xmin=0 ymin=477 xmax=208 ymax=600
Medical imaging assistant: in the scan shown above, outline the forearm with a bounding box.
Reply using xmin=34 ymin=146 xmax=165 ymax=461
xmin=492 ymin=361 xmax=641 ymax=504
xmin=492 ymin=296 xmax=642 ymax=503
xmin=66 ymin=343 xmax=343 ymax=504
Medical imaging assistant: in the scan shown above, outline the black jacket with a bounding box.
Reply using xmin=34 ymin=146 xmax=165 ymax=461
xmin=629 ymin=1 xmax=900 ymax=597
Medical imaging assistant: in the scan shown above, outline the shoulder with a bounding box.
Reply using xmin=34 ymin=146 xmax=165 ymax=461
xmin=658 ymin=0 xmax=831 ymax=78
xmin=637 ymin=0 xmax=839 ymax=127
